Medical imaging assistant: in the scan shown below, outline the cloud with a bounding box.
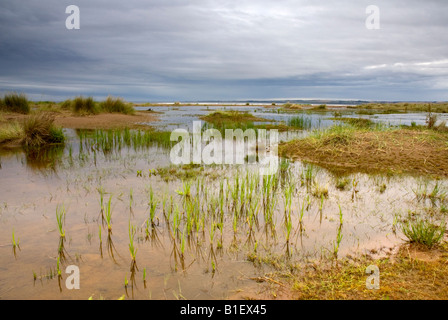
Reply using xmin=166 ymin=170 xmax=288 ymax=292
xmin=0 ymin=0 xmax=447 ymax=101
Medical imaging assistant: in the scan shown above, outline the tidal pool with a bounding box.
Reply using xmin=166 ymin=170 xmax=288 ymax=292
xmin=0 ymin=107 xmax=446 ymax=300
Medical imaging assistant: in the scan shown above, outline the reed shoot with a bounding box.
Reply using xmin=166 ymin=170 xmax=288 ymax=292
xmin=104 ymin=196 xmax=113 ymax=232
xmin=56 ymin=205 xmax=66 ymax=238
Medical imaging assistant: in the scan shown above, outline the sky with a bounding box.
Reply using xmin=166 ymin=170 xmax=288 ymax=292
xmin=0 ymin=0 xmax=447 ymax=102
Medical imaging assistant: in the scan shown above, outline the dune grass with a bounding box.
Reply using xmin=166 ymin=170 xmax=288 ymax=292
xmin=0 ymin=93 xmax=30 ymax=114
xmin=100 ymin=96 xmax=135 ymax=115
xmin=281 ymin=102 xmax=304 ymax=110
xmin=59 ymin=95 xmax=135 ymax=115
xmin=32 ymin=101 xmax=64 ymax=113
xmin=71 ymin=96 xmax=99 ymax=114
xmin=0 ymin=112 xmax=65 ymax=147
xmin=0 ymin=122 xmax=25 ymax=145
xmin=22 ymin=113 xmax=65 ymax=148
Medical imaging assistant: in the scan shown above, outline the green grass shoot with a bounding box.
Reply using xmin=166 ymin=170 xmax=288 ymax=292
xmin=56 ymin=204 xmax=66 ymax=238
xmin=104 ymin=196 xmax=113 ymax=232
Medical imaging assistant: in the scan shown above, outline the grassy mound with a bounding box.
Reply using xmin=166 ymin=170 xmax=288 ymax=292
xmin=279 ymin=124 xmax=448 ymax=177
xmin=200 ymin=110 xmax=269 ymax=124
xmin=355 ymin=102 xmax=448 ymax=114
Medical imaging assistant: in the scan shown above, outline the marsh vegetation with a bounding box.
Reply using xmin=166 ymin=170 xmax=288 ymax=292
xmin=0 ymin=101 xmax=447 ymax=300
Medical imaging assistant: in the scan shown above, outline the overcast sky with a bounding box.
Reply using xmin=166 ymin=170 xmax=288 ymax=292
xmin=0 ymin=0 xmax=447 ymax=102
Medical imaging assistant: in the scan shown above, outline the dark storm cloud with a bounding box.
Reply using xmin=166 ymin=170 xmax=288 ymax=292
xmin=0 ymin=0 xmax=447 ymax=101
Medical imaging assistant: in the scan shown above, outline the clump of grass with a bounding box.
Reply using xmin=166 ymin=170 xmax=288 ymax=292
xmin=33 ymin=101 xmax=63 ymax=113
xmin=333 ymin=111 xmax=342 ymax=118
xmin=12 ymin=228 xmax=19 ymax=248
xmin=356 ymin=109 xmax=375 ymax=115
xmin=148 ymin=187 xmax=159 ymax=226
xmin=156 ymin=164 xmax=216 ymax=182
xmin=333 ymin=227 xmax=343 ymax=258
xmin=357 ymin=102 xmax=448 ymax=114
xmin=426 ymin=106 xmax=437 ymax=129
xmin=72 ymin=96 xmax=99 ymax=114
xmin=78 ymin=128 xmax=174 ymax=152
xmin=0 ymin=122 xmax=24 ymax=144
xmin=98 ymin=225 xmax=102 ymax=244
xmin=313 ymin=124 xmax=355 ymax=146
xmin=100 ymin=96 xmax=135 ymax=115
xmin=56 ymin=256 xmax=62 ymax=276
xmin=301 ymin=163 xmax=316 ymax=188
xmin=287 ymin=115 xmax=312 ymax=130
xmin=312 ymin=182 xmax=328 ymax=198
xmin=104 ymin=196 xmax=113 ymax=232
xmin=59 ymin=99 xmax=73 ymax=110
xmin=128 ymin=221 xmax=138 ymax=262
xmin=22 ymin=113 xmax=65 ymax=148
xmin=282 ymin=102 xmax=303 ymax=110
xmin=335 ymin=177 xmax=350 ymax=191
xmin=200 ymin=110 xmax=270 ymax=127
xmin=335 ymin=117 xmax=374 ymax=128
xmin=413 ymin=182 xmax=446 ymax=204
xmin=1 ymin=92 xmax=30 ymax=114
xmin=56 ymin=205 xmax=66 ymax=238
xmin=401 ymin=218 xmax=446 ymax=248
xmin=433 ymin=121 xmax=448 ymax=132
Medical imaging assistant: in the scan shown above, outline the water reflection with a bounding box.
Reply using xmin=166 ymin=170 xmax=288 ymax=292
xmin=0 ymin=144 xmax=65 ymax=174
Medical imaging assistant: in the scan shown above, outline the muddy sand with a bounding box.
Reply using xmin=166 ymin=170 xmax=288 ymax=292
xmin=0 ymin=110 xmax=158 ymax=130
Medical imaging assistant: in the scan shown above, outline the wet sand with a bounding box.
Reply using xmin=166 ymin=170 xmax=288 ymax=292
xmin=0 ymin=110 xmax=159 ymax=131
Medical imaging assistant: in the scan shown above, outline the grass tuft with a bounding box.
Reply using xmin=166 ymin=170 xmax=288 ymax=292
xmin=0 ymin=122 xmax=24 ymax=144
xmin=56 ymin=204 xmax=66 ymax=238
xmin=101 ymin=96 xmax=135 ymax=115
xmin=401 ymin=218 xmax=446 ymax=248
xmin=287 ymin=115 xmax=312 ymax=130
xmin=72 ymin=96 xmax=99 ymax=114
xmin=22 ymin=113 xmax=65 ymax=148
xmin=1 ymin=92 xmax=30 ymax=114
